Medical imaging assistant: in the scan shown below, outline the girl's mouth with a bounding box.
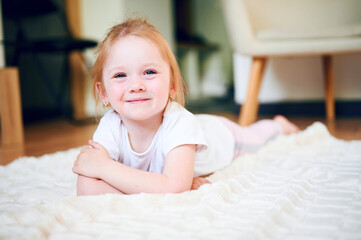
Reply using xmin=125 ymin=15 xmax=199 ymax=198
xmin=127 ymin=98 xmax=150 ymax=104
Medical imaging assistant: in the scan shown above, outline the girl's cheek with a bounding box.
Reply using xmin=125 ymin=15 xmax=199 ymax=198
xmin=111 ymin=85 xmax=127 ymax=99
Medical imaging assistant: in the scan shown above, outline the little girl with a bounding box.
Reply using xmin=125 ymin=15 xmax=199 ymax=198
xmin=72 ymin=18 xmax=299 ymax=195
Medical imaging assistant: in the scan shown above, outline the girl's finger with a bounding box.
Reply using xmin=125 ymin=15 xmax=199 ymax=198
xmin=88 ymin=140 xmax=105 ymax=150
xmin=72 ymin=166 xmax=78 ymax=174
xmin=80 ymin=146 xmax=90 ymax=153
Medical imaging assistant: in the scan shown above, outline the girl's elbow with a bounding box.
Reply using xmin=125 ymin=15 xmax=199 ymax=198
xmin=172 ymin=187 xmax=191 ymax=194
xmin=166 ymin=181 xmax=192 ymax=194
xmin=76 ymin=175 xmax=101 ymax=196
xmin=77 ymin=175 xmax=90 ymax=196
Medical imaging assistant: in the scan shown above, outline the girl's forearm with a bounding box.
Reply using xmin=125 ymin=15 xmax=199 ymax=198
xmin=77 ymin=175 xmax=123 ymax=196
xmin=100 ymin=160 xmax=191 ymax=194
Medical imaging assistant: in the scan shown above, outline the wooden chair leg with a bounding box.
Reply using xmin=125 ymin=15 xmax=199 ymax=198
xmin=66 ymin=0 xmax=90 ymax=121
xmin=70 ymin=52 xmax=89 ymax=121
xmin=0 ymin=67 xmax=24 ymax=145
xmin=322 ymin=55 xmax=335 ymax=121
xmin=239 ymin=57 xmax=267 ymax=126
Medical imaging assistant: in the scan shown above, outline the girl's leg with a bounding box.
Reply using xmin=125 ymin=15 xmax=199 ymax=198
xmin=218 ymin=116 xmax=297 ymax=158
xmin=273 ymin=115 xmax=299 ymax=135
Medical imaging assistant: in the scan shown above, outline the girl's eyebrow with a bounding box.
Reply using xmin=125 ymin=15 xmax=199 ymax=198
xmin=141 ymin=62 xmax=162 ymax=68
xmin=106 ymin=65 xmax=126 ymax=75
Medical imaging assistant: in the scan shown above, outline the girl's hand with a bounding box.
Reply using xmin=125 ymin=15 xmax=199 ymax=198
xmin=191 ymin=177 xmax=211 ymax=190
xmin=72 ymin=140 xmax=112 ymax=179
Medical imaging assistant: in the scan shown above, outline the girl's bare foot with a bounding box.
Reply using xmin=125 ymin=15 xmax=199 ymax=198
xmin=273 ymin=115 xmax=300 ymax=135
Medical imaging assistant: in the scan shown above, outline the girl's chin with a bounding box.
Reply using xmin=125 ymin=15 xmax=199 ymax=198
xmin=120 ymin=111 xmax=163 ymax=122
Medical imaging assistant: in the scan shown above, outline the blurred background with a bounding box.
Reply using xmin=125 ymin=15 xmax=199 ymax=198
xmin=0 ymin=0 xmax=360 ymax=163
xmin=2 ymin=0 xmax=361 ymax=122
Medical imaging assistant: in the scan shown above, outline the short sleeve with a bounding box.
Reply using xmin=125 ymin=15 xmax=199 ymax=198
xmin=92 ymin=110 xmax=121 ymax=161
xmin=161 ymin=104 xmax=207 ymax=155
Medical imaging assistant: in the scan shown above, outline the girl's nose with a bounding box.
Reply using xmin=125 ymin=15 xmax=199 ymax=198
xmin=129 ymin=77 xmax=146 ymax=93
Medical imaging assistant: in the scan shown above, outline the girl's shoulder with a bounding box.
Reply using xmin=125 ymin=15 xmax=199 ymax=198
xmin=163 ymin=101 xmax=194 ymax=120
xmin=95 ymin=109 xmax=122 ymax=135
xmin=99 ymin=109 xmax=121 ymax=124
xmin=163 ymin=102 xmax=220 ymax=126
xmin=162 ymin=102 xmax=200 ymax=131
xmin=93 ymin=109 xmax=122 ymax=162
xmin=102 ymin=109 xmax=120 ymax=119
xmin=160 ymin=102 xmax=208 ymax=154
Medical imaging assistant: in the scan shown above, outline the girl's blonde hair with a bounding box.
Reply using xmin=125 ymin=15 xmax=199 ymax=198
xmin=91 ymin=18 xmax=187 ymax=110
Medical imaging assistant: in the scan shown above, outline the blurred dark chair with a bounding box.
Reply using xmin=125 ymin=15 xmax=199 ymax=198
xmin=1 ymin=0 xmax=97 ymax=117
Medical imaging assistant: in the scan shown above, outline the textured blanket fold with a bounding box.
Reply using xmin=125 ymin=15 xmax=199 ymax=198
xmin=1 ymin=122 xmax=360 ymax=240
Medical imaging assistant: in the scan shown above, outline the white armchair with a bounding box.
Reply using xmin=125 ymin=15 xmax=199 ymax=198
xmin=221 ymin=0 xmax=361 ymax=126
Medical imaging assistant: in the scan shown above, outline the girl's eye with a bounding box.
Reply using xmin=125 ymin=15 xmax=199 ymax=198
xmin=144 ymin=69 xmax=156 ymax=75
xmin=114 ymin=72 xmax=126 ymax=78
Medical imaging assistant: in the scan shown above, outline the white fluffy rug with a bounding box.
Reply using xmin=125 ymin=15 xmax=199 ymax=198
xmin=1 ymin=122 xmax=361 ymax=240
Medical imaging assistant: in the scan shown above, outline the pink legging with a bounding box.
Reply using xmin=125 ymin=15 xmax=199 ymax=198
xmin=218 ymin=117 xmax=282 ymax=159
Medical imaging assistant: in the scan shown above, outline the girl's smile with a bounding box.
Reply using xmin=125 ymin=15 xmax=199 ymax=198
xmin=126 ymin=98 xmax=151 ymax=104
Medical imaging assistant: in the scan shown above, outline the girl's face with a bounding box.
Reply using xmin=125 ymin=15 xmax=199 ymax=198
xmin=99 ymin=36 xmax=173 ymax=124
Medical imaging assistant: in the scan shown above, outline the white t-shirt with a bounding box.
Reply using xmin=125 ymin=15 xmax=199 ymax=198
xmin=93 ymin=102 xmax=234 ymax=177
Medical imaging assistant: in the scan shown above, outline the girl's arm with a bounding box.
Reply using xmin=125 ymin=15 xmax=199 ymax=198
xmin=77 ymin=175 xmax=123 ymax=196
xmin=77 ymin=173 xmax=210 ymax=196
xmin=73 ymin=140 xmax=196 ymax=195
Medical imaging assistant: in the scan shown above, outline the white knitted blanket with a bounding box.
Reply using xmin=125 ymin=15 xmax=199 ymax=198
xmin=1 ymin=122 xmax=360 ymax=240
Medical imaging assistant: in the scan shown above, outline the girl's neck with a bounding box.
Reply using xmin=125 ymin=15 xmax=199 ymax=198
xmin=122 ymin=114 xmax=163 ymax=153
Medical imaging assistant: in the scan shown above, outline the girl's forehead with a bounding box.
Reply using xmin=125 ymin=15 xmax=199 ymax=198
xmin=113 ymin=35 xmax=155 ymax=49
xmin=114 ymin=36 xmax=165 ymax=56
xmin=107 ymin=35 xmax=169 ymax=64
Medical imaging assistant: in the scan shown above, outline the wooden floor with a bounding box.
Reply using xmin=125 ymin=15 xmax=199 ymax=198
xmin=1 ymin=115 xmax=361 ymax=165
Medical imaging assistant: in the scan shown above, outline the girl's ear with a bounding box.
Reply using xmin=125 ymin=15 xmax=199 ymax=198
xmin=169 ymin=88 xmax=176 ymax=99
xmin=95 ymin=82 xmax=108 ymax=103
